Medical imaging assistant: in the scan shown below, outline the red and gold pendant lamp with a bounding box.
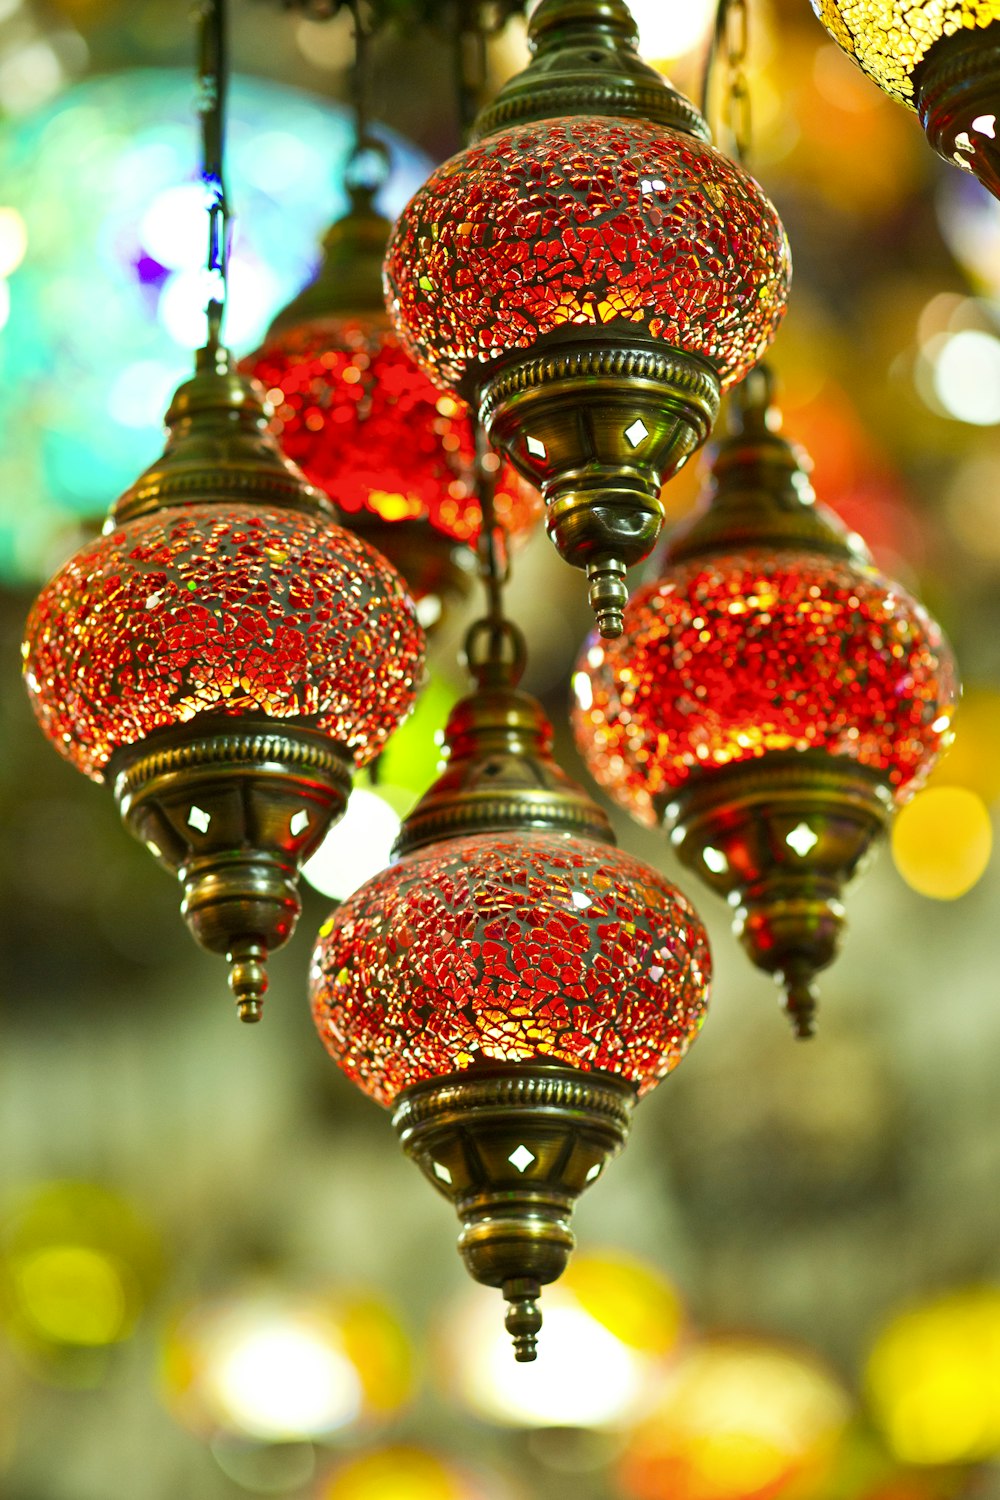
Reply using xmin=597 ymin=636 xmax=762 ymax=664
xmin=809 ymin=0 xmax=1000 ymax=202
xmin=21 ymin=0 xmax=425 ymax=1021
xmin=384 ymin=0 xmax=791 ymax=638
xmin=309 ymin=479 xmax=711 ymax=1361
xmin=243 ymin=7 xmax=542 ymax=619
xmin=572 ymin=368 xmax=958 ymax=1037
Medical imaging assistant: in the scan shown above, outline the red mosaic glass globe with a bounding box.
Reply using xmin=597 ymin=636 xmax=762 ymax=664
xmin=23 ymin=504 xmax=425 ymax=782
xmin=385 ymin=116 xmax=791 ymax=395
xmin=309 ymin=830 xmax=711 ymax=1109
xmin=572 ymin=548 xmax=959 ymax=827
xmin=246 ymin=318 xmax=543 ymax=548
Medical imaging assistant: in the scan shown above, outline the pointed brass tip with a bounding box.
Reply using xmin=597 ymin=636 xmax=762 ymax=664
xmin=781 ymin=970 xmax=819 ymax=1040
xmin=587 ymin=556 xmax=628 ymax=639
xmin=504 ymin=1279 xmax=543 ymax=1363
xmin=229 ymin=940 xmax=268 ymax=1024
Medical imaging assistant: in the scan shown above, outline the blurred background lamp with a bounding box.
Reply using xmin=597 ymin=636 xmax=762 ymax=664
xmin=891 ymin=787 xmax=993 ymax=901
xmin=618 ymin=1337 xmax=851 ymax=1500
xmin=442 ymin=1252 xmax=683 ymax=1429
xmin=0 ymin=1181 xmax=161 ymax=1358
xmin=162 ymin=1287 xmax=412 ymax=1444
xmin=317 ymin=1445 xmax=494 ymax=1500
xmin=866 ymin=1287 xmax=1000 ymax=1467
xmin=628 ymin=0 xmax=717 ymax=63
xmin=927 ymin=689 xmax=1000 ymax=805
xmin=0 ymin=69 xmax=429 ymax=584
xmin=302 ymin=786 xmax=403 ymax=903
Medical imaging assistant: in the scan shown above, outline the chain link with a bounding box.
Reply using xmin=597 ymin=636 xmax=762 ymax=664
xmin=702 ymin=0 xmax=753 ymax=168
xmin=723 ymin=0 xmax=752 ymax=167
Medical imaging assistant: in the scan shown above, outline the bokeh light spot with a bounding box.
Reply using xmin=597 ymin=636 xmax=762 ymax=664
xmin=891 ymin=786 xmax=992 ymax=900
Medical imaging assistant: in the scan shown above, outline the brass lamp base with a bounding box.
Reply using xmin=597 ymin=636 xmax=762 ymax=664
xmin=662 ymin=753 xmax=892 ymax=1038
xmin=111 ymin=720 xmax=352 ymax=1020
xmin=917 ymin=25 xmax=1000 ymax=204
xmin=392 ymin=1063 xmax=635 ymax=1361
xmin=479 ymin=338 xmax=720 ymax=638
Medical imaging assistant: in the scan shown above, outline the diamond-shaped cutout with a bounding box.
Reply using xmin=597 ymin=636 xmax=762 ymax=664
xmin=786 ymin=822 xmax=819 ymax=857
xmin=187 ymin=806 xmax=211 ymax=833
xmin=432 ymin=1161 xmax=452 ymax=1185
xmin=508 ymin=1144 xmax=536 ymax=1174
xmin=586 ymin=1162 xmax=602 ymax=1183
xmin=624 ymin=418 xmax=649 ymax=448
xmin=290 ymin=809 xmax=310 ymax=837
xmin=526 ymin=435 xmax=547 ymax=459
xmin=703 ymin=846 xmax=728 ymax=874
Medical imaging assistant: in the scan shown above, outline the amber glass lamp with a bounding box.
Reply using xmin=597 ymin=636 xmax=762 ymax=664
xmin=385 ymin=0 xmax=790 ymax=637
xmin=810 ymin=0 xmax=1000 ymax=202
xmin=310 ymin=611 xmax=710 ymax=1360
xmin=573 ymin=369 xmax=958 ymax=1036
xmin=21 ymin=2 xmax=425 ymax=1021
xmin=244 ymin=161 xmax=542 ymax=619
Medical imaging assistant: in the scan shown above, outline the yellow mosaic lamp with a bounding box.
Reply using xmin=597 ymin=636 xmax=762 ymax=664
xmin=810 ymin=1 xmax=1000 ymax=201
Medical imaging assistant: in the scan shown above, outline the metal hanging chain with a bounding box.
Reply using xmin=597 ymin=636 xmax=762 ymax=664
xmin=463 ymin=424 xmax=526 ymax=689
xmin=195 ymin=0 xmax=231 ymax=350
xmin=701 ymin=0 xmax=752 ymax=168
xmin=345 ymin=0 xmax=392 ymax=196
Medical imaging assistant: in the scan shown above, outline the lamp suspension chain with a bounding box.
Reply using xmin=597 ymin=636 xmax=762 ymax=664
xmin=702 ymin=0 xmax=752 ymax=169
xmin=196 ymin=0 xmax=231 ymax=351
xmin=465 ymin=422 xmax=526 ymax=690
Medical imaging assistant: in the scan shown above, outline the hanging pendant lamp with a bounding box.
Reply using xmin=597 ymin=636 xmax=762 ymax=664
xmin=21 ymin=0 xmax=424 ymax=1021
xmin=384 ymin=0 xmax=791 ymax=638
xmin=244 ymin=158 xmax=542 ymax=620
xmin=572 ymin=368 xmax=958 ymax=1037
xmin=309 ymin=512 xmax=710 ymax=1360
xmin=810 ymin=0 xmax=1000 ymax=203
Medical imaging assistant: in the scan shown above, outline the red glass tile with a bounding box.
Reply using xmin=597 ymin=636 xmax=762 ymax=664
xmin=245 ymin=319 xmax=542 ymax=551
xmin=310 ymin=830 xmax=711 ymax=1107
xmin=572 ymin=548 xmax=958 ymax=825
xmin=22 ymin=504 xmax=425 ymax=781
xmin=386 ymin=117 xmax=790 ymax=393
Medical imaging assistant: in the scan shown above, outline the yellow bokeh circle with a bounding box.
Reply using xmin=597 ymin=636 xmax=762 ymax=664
xmin=866 ymin=1288 xmax=1000 ymax=1466
xmin=891 ymin=787 xmax=992 ymax=900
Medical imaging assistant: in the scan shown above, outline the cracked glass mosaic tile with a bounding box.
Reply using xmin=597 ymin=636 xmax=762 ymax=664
xmin=23 ymin=504 xmax=425 ymax=780
xmin=310 ymin=831 xmax=711 ymax=1107
xmin=573 ymin=549 xmax=958 ymax=826
xmin=245 ymin=319 xmax=542 ymax=549
xmin=385 ymin=117 xmax=790 ymax=395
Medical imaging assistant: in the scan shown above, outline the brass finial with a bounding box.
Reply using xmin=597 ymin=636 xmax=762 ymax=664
xmin=264 ymin=171 xmax=392 ymax=338
xmin=475 ymin=0 xmax=711 ymax=140
xmin=111 ymin=344 xmax=331 ymax=526
xmin=666 ymin=364 xmax=869 ymax=567
xmin=395 ymin=616 xmax=614 ymax=855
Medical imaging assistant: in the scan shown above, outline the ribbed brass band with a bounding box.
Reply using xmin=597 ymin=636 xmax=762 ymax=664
xmin=109 ymin=719 xmax=353 ymax=797
xmin=659 ymin=750 xmax=895 ymax=830
xmin=478 ymin=82 xmax=708 ymax=138
xmin=392 ymin=1063 xmax=636 ymax=1133
xmin=479 ymin=342 xmax=721 ymax=429
xmin=396 ymin=793 xmax=613 ymax=854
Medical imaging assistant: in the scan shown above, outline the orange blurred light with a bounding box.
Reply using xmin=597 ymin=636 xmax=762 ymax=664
xmin=619 ymin=1338 xmax=851 ymax=1500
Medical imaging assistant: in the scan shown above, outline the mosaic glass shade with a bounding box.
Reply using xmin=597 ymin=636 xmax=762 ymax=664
xmin=246 ymin=318 xmax=542 ymax=548
xmin=385 ymin=116 xmax=790 ymax=397
xmin=310 ymin=830 xmax=710 ymax=1108
xmin=573 ymin=548 xmax=958 ymax=827
xmin=810 ymin=0 xmax=1000 ymax=106
xmin=23 ymin=504 xmax=425 ymax=782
